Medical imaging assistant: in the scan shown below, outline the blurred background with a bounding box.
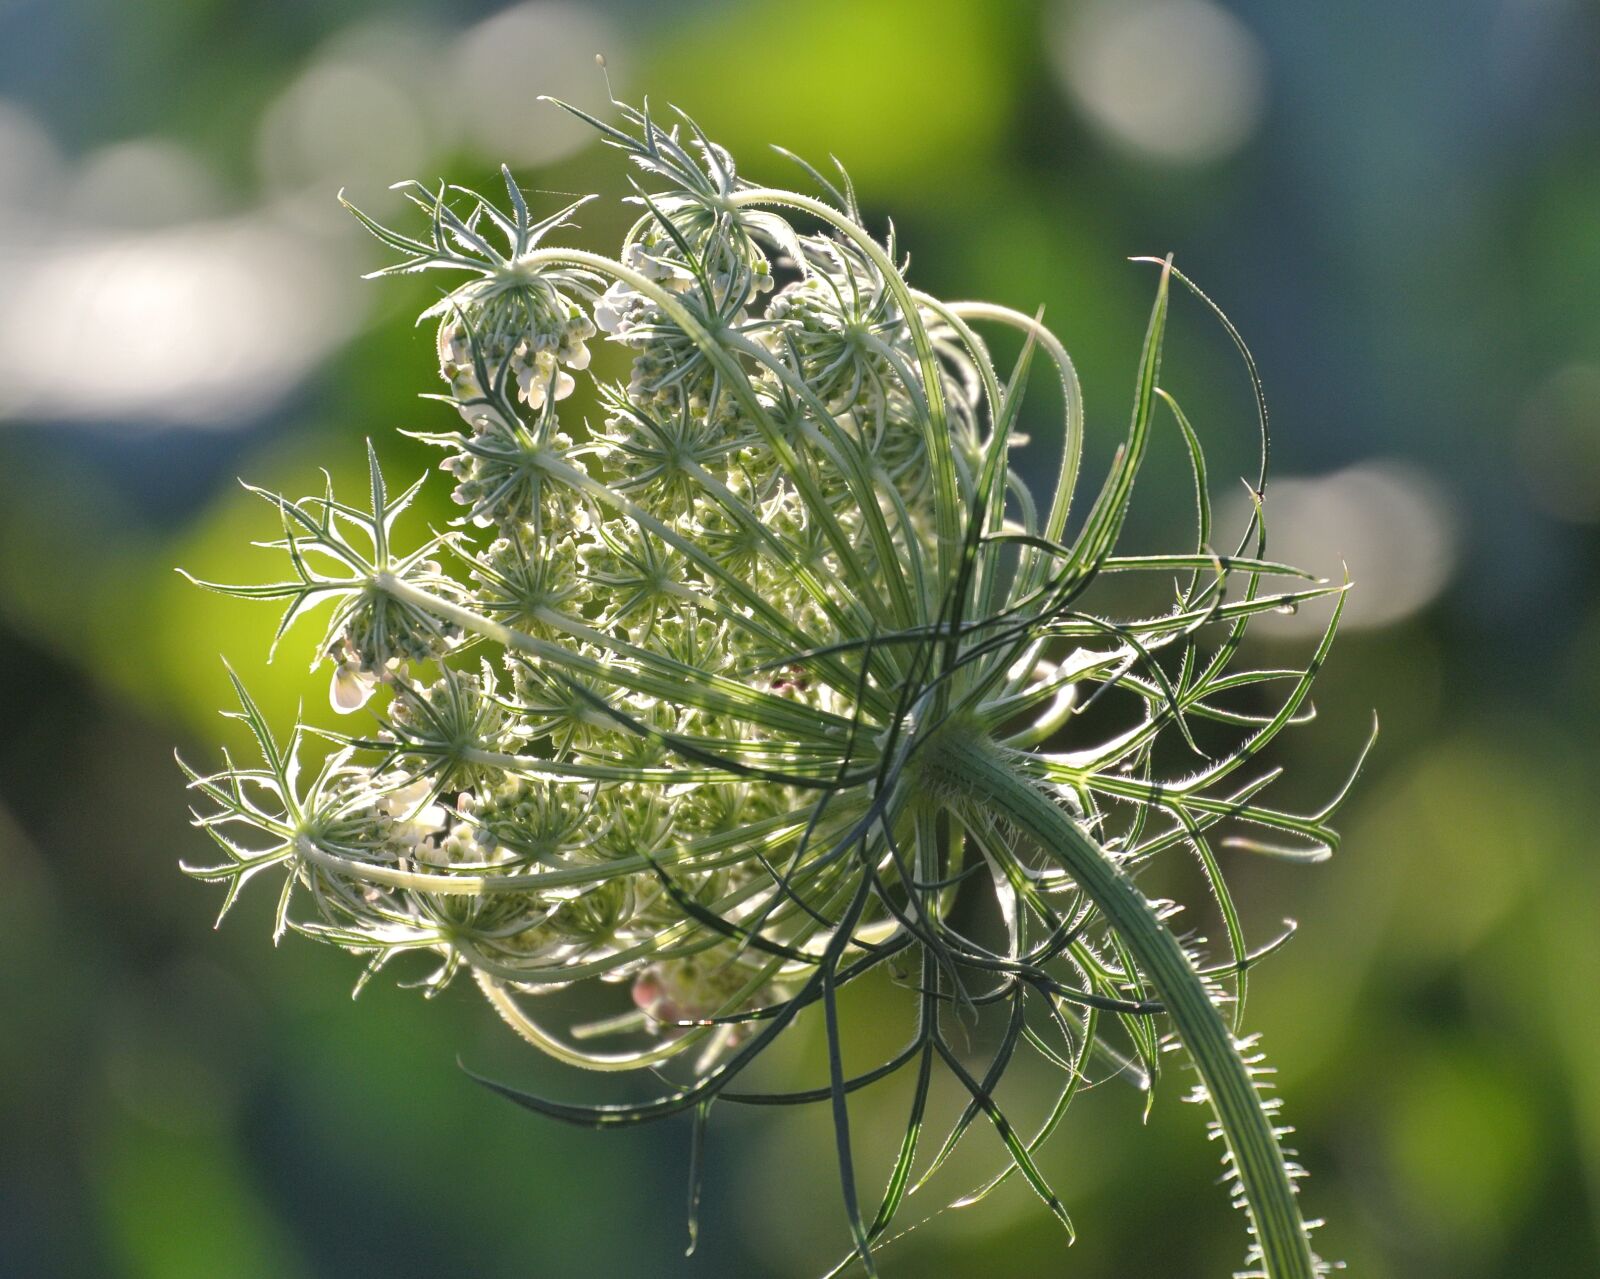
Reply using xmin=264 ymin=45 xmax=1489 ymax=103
xmin=2 ymin=1 xmax=1597 ymax=1275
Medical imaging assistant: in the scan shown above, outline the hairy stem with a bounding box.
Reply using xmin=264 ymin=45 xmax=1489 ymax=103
xmin=919 ymin=730 xmax=1317 ymax=1279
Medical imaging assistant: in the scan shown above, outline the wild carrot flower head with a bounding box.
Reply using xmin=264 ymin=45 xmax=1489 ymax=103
xmin=181 ymin=87 xmax=1365 ymax=1278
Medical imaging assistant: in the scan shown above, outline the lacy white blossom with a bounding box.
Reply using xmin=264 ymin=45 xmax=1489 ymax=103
xmin=180 ymin=91 xmax=1362 ymax=1279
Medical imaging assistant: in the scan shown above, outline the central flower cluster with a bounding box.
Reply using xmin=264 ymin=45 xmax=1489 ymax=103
xmin=216 ymin=103 xmax=1024 ymax=1071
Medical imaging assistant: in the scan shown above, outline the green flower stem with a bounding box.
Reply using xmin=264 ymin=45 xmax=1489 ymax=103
xmin=919 ymin=729 xmax=1316 ymax=1279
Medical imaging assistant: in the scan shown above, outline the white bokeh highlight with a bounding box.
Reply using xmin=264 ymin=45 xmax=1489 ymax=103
xmin=0 ymin=6 xmax=629 ymax=430
xmin=0 ymin=218 xmax=360 ymax=426
xmin=447 ymin=3 xmax=624 ymax=167
xmin=67 ymin=138 xmax=222 ymax=228
xmin=1047 ymin=0 xmax=1268 ymax=166
xmin=1231 ymin=460 xmax=1458 ymax=633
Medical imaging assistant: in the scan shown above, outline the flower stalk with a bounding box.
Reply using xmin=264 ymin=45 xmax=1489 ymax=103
xmin=915 ymin=726 xmax=1317 ymax=1279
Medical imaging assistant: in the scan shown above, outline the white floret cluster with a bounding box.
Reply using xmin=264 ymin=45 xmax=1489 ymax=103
xmin=193 ymin=104 xmax=992 ymax=1068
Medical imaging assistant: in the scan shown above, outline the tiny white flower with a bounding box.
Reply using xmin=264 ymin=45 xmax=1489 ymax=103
xmin=593 ymin=282 xmax=634 ymax=334
xmin=330 ymin=658 xmax=376 ymax=713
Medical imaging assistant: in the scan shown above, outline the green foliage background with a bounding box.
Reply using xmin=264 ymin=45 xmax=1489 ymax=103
xmin=1 ymin=1 xmax=1597 ymax=1275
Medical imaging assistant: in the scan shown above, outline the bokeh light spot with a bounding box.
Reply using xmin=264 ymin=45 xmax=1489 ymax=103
xmin=1047 ymin=0 xmax=1268 ymax=166
xmin=447 ymin=3 xmax=624 ymax=167
xmin=1234 ymin=459 xmax=1458 ymax=633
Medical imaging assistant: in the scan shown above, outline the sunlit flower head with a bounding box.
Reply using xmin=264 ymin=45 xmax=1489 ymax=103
xmin=180 ymin=88 xmax=1363 ymax=1279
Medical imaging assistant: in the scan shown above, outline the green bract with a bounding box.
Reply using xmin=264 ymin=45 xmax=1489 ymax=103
xmin=180 ymin=91 xmax=1368 ymax=1279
